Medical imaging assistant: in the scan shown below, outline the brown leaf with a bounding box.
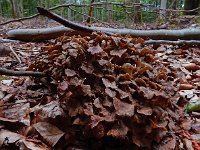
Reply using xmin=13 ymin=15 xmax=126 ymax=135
xmin=88 ymin=44 xmax=103 ymax=55
xmin=105 ymin=88 xmax=116 ymax=98
xmin=0 ymin=130 xmax=50 ymax=149
xmin=137 ymin=107 xmax=153 ymax=116
xmin=34 ymin=122 xmax=64 ymax=147
xmin=80 ymin=62 xmax=94 ymax=74
xmin=140 ymin=47 xmax=152 ymax=56
xmin=179 ymin=84 xmax=195 ymax=90
xmin=65 ymin=69 xmax=76 ymax=77
xmin=107 ymin=121 xmax=128 ymax=139
xmin=113 ymin=97 xmax=135 ymax=117
xmin=115 ymin=88 xmax=129 ymax=99
xmin=90 ymin=115 xmax=104 ymax=128
xmin=102 ymin=78 xmax=117 ymax=89
xmin=2 ymin=101 xmax=30 ymax=126
xmin=35 ymin=101 xmax=66 ymax=119
xmin=110 ymin=49 xmax=127 ymax=57
xmin=156 ymin=135 xmax=176 ymax=150
xmin=69 ymin=77 xmax=82 ymax=86
xmin=182 ymin=63 xmax=199 ymax=71
xmin=57 ymin=81 xmax=68 ymax=95
xmin=121 ymin=63 xmax=136 ymax=75
xmin=81 ymin=84 xmax=92 ymax=97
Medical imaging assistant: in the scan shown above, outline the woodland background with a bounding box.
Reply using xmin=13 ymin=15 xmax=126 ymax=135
xmin=1 ymin=0 xmax=200 ymax=28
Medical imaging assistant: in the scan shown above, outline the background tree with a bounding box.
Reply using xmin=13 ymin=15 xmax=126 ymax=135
xmin=160 ymin=0 xmax=167 ymax=18
xmin=184 ymin=0 xmax=200 ymax=15
xmin=9 ymin=0 xmax=22 ymax=18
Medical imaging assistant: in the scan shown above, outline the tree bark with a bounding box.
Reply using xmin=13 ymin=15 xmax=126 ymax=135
xmin=184 ymin=0 xmax=199 ymax=15
xmin=7 ymin=26 xmax=200 ymax=41
xmin=134 ymin=0 xmax=142 ymax=23
xmin=160 ymin=0 xmax=167 ymax=18
xmin=86 ymin=0 xmax=95 ymax=24
xmin=9 ymin=0 xmax=21 ymax=18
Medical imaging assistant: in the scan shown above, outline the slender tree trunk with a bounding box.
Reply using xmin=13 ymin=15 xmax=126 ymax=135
xmin=19 ymin=0 xmax=23 ymax=17
xmin=184 ymin=0 xmax=199 ymax=15
xmin=106 ymin=0 xmax=112 ymax=22
xmin=86 ymin=0 xmax=95 ymax=24
xmin=134 ymin=0 xmax=141 ymax=23
xmin=160 ymin=0 xmax=167 ymax=18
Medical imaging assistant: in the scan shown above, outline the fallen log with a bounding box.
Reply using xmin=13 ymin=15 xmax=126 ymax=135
xmin=7 ymin=7 xmax=200 ymax=42
xmin=7 ymin=26 xmax=90 ymax=41
xmin=7 ymin=26 xmax=200 ymax=42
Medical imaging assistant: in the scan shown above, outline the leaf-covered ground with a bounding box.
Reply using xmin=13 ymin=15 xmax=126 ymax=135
xmin=0 ymin=18 xmax=200 ymax=150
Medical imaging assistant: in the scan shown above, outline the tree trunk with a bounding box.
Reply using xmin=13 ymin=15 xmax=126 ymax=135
xmin=106 ymin=0 xmax=112 ymax=22
xmin=184 ymin=0 xmax=199 ymax=15
xmin=9 ymin=0 xmax=21 ymax=18
xmin=86 ymin=0 xmax=95 ymax=24
xmin=19 ymin=0 xmax=23 ymax=17
xmin=134 ymin=0 xmax=142 ymax=23
xmin=160 ymin=0 xmax=167 ymax=18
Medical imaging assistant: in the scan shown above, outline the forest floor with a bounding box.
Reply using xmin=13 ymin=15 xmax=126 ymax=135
xmin=0 ymin=16 xmax=199 ymax=149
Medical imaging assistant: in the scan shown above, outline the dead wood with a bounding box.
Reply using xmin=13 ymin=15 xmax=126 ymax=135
xmin=0 ymin=67 xmax=46 ymax=77
xmin=7 ymin=25 xmax=200 ymax=42
xmin=7 ymin=26 xmax=90 ymax=41
xmin=37 ymin=7 xmax=96 ymax=34
xmin=6 ymin=7 xmax=200 ymax=42
xmin=144 ymin=39 xmax=200 ymax=45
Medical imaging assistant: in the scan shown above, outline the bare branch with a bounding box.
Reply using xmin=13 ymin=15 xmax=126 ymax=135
xmin=9 ymin=46 xmax=22 ymax=63
xmin=0 ymin=67 xmax=46 ymax=77
xmin=144 ymin=39 xmax=200 ymax=45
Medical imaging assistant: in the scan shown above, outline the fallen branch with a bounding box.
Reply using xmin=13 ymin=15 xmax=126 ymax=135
xmin=0 ymin=67 xmax=46 ymax=77
xmin=37 ymin=7 xmax=112 ymax=35
xmin=5 ymin=7 xmax=198 ymax=41
xmin=7 ymin=26 xmax=90 ymax=41
xmin=9 ymin=46 xmax=22 ymax=63
xmin=0 ymin=38 xmax=19 ymax=43
xmin=7 ymin=25 xmax=200 ymax=41
xmin=144 ymin=39 xmax=200 ymax=45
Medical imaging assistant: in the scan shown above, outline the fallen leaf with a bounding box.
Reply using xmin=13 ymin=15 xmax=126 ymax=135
xmin=137 ymin=107 xmax=153 ymax=116
xmin=182 ymin=63 xmax=199 ymax=71
xmin=107 ymin=121 xmax=128 ymax=139
xmin=113 ymin=98 xmax=134 ymax=117
xmin=179 ymin=84 xmax=195 ymax=90
xmin=88 ymin=44 xmax=103 ymax=54
xmin=34 ymin=122 xmax=64 ymax=147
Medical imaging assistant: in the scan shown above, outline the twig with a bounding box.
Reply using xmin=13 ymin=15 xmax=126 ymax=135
xmin=0 ymin=14 xmax=40 ymax=26
xmin=0 ymin=38 xmax=19 ymax=43
xmin=9 ymin=46 xmax=22 ymax=63
xmin=0 ymin=67 xmax=46 ymax=77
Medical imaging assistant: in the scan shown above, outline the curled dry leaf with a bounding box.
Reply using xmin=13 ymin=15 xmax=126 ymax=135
xmin=88 ymin=44 xmax=103 ymax=55
xmin=65 ymin=69 xmax=76 ymax=77
xmin=113 ymin=97 xmax=135 ymax=117
xmin=34 ymin=122 xmax=64 ymax=147
xmin=179 ymin=84 xmax=195 ymax=90
xmin=107 ymin=121 xmax=128 ymax=139
xmin=137 ymin=106 xmax=153 ymax=116
xmin=102 ymin=78 xmax=117 ymax=89
xmin=182 ymin=63 xmax=199 ymax=71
